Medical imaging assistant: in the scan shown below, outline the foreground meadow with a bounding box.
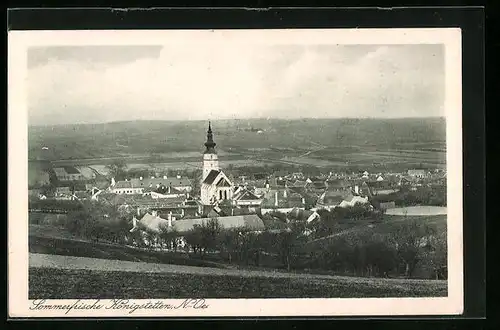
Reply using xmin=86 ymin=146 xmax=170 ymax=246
xmin=29 ymin=267 xmax=447 ymax=299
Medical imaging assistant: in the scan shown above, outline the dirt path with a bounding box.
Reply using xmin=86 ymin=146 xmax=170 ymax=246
xmin=29 ymin=253 xmax=444 ymax=287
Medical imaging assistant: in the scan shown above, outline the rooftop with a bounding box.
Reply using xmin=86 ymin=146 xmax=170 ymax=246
xmin=173 ymin=214 xmax=265 ymax=233
xmin=203 ymin=170 xmax=221 ymax=185
xmin=114 ymin=177 xmax=192 ymax=189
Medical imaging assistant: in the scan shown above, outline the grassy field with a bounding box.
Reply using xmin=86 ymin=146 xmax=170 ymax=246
xmin=29 ymin=221 xmax=447 ymax=298
xmin=29 ymin=118 xmax=446 ymax=170
xmin=29 ymin=267 xmax=447 ymax=299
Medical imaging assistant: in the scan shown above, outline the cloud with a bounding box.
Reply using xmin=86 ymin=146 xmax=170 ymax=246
xmin=27 ymin=44 xmax=444 ymax=125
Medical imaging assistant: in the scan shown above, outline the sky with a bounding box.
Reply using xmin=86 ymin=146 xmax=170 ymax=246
xmin=27 ymin=43 xmax=444 ymax=125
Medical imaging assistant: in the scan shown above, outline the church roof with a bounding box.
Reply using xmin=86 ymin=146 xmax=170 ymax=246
xmin=204 ymin=121 xmax=217 ymax=154
xmin=216 ymin=177 xmax=232 ymax=187
xmin=203 ymin=170 xmax=221 ymax=185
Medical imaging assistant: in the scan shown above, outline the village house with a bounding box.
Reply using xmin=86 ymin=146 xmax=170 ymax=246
xmin=260 ymin=188 xmax=306 ymax=215
xmin=305 ymin=178 xmax=328 ymax=193
xmin=201 ymin=202 xmax=259 ymax=218
xmin=143 ymin=184 xmax=186 ymax=199
xmin=314 ymin=190 xmax=369 ymax=211
xmin=338 ymin=194 xmax=370 ymax=208
xmin=290 ymin=172 xmax=305 ymax=180
xmin=53 ymin=167 xmax=86 ymax=182
xmin=97 ymin=192 xmax=202 ymax=218
xmin=325 ymin=178 xmax=352 ymax=192
xmin=232 ymin=186 xmax=263 ymax=208
xmin=110 ymin=176 xmax=193 ymax=195
xmin=75 ymin=166 xmax=97 ymax=180
xmin=379 ymin=201 xmax=396 ymax=211
xmin=407 ymin=169 xmax=427 ymax=178
xmin=361 ymin=181 xmax=399 ymax=197
xmin=287 ymin=207 xmax=321 ymax=224
xmin=174 ymin=214 xmax=266 ymax=233
xmin=130 ymin=212 xmax=266 ymax=248
xmin=253 ymin=178 xmax=277 ymax=196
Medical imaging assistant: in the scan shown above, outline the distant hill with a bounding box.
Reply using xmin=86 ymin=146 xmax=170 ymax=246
xmin=28 ymin=118 xmax=446 ymax=170
xmin=28 ymin=118 xmax=446 ymax=162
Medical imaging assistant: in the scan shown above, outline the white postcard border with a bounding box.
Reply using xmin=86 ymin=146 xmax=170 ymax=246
xmin=8 ymin=28 xmax=463 ymax=318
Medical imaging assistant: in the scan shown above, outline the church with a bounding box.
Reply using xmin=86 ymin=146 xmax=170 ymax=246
xmin=200 ymin=122 xmax=234 ymax=205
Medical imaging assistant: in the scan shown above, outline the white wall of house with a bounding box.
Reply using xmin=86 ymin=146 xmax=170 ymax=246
xmin=234 ymin=199 xmax=262 ymax=207
xmin=111 ymin=187 xmax=144 ymax=195
xmin=375 ymin=189 xmax=398 ymax=195
xmin=175 ymin=186 xmax=192 ymax=193
xmin=150 ymin=191 xmax=184 ymax=199
xmin=261 ymin=207 xmax=301 ymax=215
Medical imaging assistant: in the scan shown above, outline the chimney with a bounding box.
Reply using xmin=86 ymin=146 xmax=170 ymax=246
xmin=167 ymin=212 xmax=172 ymax=227
xmin=354 ymin=185 xmax=360 ymax=194
xmin=302 ymin=197 xmax=306 ymax=205
xmin=283 ymin=189 xmax=287 ymax=198
xmin=163 ymin=175 xmax=168 ymax=179
xmin=186 ymin=192 xmax=190 ymax=199
xmin=137 ymin=207 xmax=140 ymax=216
xmin=275 ymin=191 xmax=278 ymax=207
xmin=111 ymin=178 xmax=116 ymax=186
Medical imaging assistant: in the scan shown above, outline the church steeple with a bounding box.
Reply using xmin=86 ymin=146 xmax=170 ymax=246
xmin=204 ymin=121 xmax=217 ymax=154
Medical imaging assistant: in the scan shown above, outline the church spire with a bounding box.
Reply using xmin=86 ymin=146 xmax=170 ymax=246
xmin=204 ymin=121 xmax=216 ymax=154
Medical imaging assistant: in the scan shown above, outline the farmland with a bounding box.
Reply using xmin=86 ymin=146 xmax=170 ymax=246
xmin=29 ymin=117 xmax=446 ymax=172
xmin=29 ymin=267 xmax=447 ymax=299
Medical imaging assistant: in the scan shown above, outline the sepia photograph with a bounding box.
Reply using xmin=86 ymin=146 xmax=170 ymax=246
xmin=8 ymin=28 xmax=463 ymax=317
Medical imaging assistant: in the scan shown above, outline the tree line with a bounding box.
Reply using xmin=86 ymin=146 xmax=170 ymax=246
xmin=30 ymin=197 xmax=447 ymax=280
xmin=154 ymin=216 xmax=446 ymax=280
xmin=371 ymin=186 xmax=446 ymax=208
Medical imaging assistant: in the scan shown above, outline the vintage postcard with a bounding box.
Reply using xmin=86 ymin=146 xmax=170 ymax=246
xmin=8 ymin=28 xmax=463 ymax=318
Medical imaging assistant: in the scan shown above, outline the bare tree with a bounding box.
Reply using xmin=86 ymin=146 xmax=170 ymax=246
xmin=390 ymin=216 xmax=435 ymax=278
xmin=105 ymin=159 xmax=128 ymax=180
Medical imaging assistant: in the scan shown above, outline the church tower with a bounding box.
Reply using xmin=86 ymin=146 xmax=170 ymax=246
xmin=202 ymin=121 xmax=220 ymax=181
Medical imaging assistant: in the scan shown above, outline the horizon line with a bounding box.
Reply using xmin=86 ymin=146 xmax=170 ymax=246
xmin=28 ymin=116 xmax=446 ymax=127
